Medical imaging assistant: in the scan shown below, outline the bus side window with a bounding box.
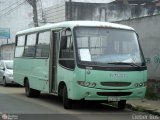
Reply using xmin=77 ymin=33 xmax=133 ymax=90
xmin=36 ymin=31 xmax=50 ymax=58
xmin=59 ymin=29 xmax=75 ymax=69
xmin=15 ymin=35 xmax=25 ymax=57
xmin=24 ymin=33 xmax=36 ymax=57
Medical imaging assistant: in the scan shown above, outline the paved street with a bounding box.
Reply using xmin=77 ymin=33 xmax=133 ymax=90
xmin=0 ymin=85 xmax=152 ymax=120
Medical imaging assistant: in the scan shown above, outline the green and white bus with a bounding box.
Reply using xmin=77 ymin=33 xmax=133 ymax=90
xmin=14 ymin=21 xmax=147 ymax=109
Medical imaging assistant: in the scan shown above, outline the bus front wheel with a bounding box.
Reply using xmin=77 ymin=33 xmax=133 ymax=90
xmin=63 ymin=85 xmax=72 ymax=109
xmin=24 ymin=80 xmax=40 ymax=98
xmin=118 ymin=100 xmax=126 ymax=110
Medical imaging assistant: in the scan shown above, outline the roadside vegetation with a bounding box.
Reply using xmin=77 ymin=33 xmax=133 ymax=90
xmin=145 ymin=87 xmax=159 ymax=100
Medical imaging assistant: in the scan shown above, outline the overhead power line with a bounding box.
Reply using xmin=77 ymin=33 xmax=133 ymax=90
xmin=0 ymin=0 xmax=27 ymax=18
xmin=0 ymin=0 xmax=24 ymax=13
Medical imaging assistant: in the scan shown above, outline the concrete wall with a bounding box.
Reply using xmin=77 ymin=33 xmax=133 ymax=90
xmin=42 ymin=2 xmax=160 ymax=23
xmin=66 ymin=2 xmax=160 ymax=22
xmin=44 ymin=2 xmax=65 ymax=23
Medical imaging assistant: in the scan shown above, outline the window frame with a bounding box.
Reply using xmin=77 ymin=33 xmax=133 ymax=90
xmin=15 ymin=30 xmax=51 ymax=59
xmin=23 ymin=33 xmax=37 ymax=58
xmin=26 ymin=33 xmax=37 ymax=46
xmin=35 ymin=30 xmax=51 ymax=58
xmin=14 ymin=35 xmax=26 ymax=58
xmin=58 ymin=28 xmax=75 ymax=70
xmin=16 ymin=35 xmax=26 ymax=46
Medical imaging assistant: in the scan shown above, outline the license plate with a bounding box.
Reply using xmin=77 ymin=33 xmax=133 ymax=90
xmin=108 ymin=97 xmax=120 ymax=101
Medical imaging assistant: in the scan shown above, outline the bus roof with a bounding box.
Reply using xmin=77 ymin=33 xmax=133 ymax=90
xmin=16 ymin=21 xmax=134 ymax=35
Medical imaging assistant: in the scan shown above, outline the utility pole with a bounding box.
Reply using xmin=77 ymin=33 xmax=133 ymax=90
xmin=69 ymin=0 xmax=72 ymax=20
xmin=26 ymin=0 xmax=39 ymax=27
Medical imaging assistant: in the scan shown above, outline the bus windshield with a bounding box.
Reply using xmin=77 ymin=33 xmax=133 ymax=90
xmin=75 ymin=27 xmax=144 ymax=66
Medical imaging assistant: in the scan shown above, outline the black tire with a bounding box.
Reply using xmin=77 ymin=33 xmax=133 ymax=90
xmin=2 ymin=77 xmax=7 ymax=87
xmin=63 ymin=85 xmax=72 ymax=109
xmin=118 ymin=100 xmax=126 ymax=110
xmin=24 ymin=80 xmax=40 ymax=98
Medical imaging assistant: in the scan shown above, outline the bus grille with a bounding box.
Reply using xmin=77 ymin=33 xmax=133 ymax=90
xmin=97 ymin=92 xmax=132 ymax=96
xmin=101 ymin=82 xmax=131 ymax=87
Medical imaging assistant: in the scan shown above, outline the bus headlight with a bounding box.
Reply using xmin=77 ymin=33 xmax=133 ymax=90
xmin=77 ymin=81 xmax=96 ymax=88
xmin=77 ymin=81 xmax=85 ymax=86
xmin=85 ymin=82 xmax=90 ymax=87
xmin=134 ymin=83 xmax=139 ymax=87
xmin=90 ymin=83 xmax=96 ymax=88
xmin=134 ymin=82 xmax=146 ymax=88
xmin=139 ymin=82 xmax=143 ymax=87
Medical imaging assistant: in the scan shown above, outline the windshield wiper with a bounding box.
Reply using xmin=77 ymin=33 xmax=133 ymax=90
xmin=108 ymin=62 xmax=141 ymax=68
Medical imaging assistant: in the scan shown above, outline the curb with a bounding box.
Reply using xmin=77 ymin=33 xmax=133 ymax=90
xmin=126 ymin=104 xmax=160 ymax=116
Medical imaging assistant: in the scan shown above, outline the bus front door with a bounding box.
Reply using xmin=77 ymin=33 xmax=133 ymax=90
xmin=50 ymin=31 xmax=60 ymax=93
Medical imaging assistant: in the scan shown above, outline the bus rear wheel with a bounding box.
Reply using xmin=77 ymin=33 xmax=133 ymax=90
xmin=62 ymin=85 xmax=72 ymax=109
xmin=24 ymin=80 xmax=40 ymax=98
xmin=118 ymin=100 xmax=126 ymax=110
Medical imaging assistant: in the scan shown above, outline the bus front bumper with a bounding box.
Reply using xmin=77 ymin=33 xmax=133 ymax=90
xmin=70 ymin=86 xmax=146 ymax=101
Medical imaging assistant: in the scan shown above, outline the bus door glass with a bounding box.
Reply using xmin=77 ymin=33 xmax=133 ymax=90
xmin=59 ymin=28 xmax=75 ymax=69
xmin=50 ymin=31 xmax=60 ymax=92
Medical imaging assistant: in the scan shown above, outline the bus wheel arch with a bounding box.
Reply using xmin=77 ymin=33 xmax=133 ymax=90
xmin=58 ymin=81 xmax=66 ymax=97
xmin=24 ymin=78 xmax=30 ymax=97
xmin=24 ymin=77 xmax=28 ymax=86
xmin=58 ymin=81 xmax=72 ymax=109
xmin=24 ymin=77 xmax=40 ymax=98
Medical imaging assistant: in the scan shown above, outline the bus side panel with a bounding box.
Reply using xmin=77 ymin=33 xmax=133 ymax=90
xmin=13 ymin=59 xmax=25 ymax=86
xmin=14 ymin=58 xmax=49 ymax=93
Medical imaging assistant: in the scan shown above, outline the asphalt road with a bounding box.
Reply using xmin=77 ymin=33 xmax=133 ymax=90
xmin=0 ymin=85 xmax=150 ymax=120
